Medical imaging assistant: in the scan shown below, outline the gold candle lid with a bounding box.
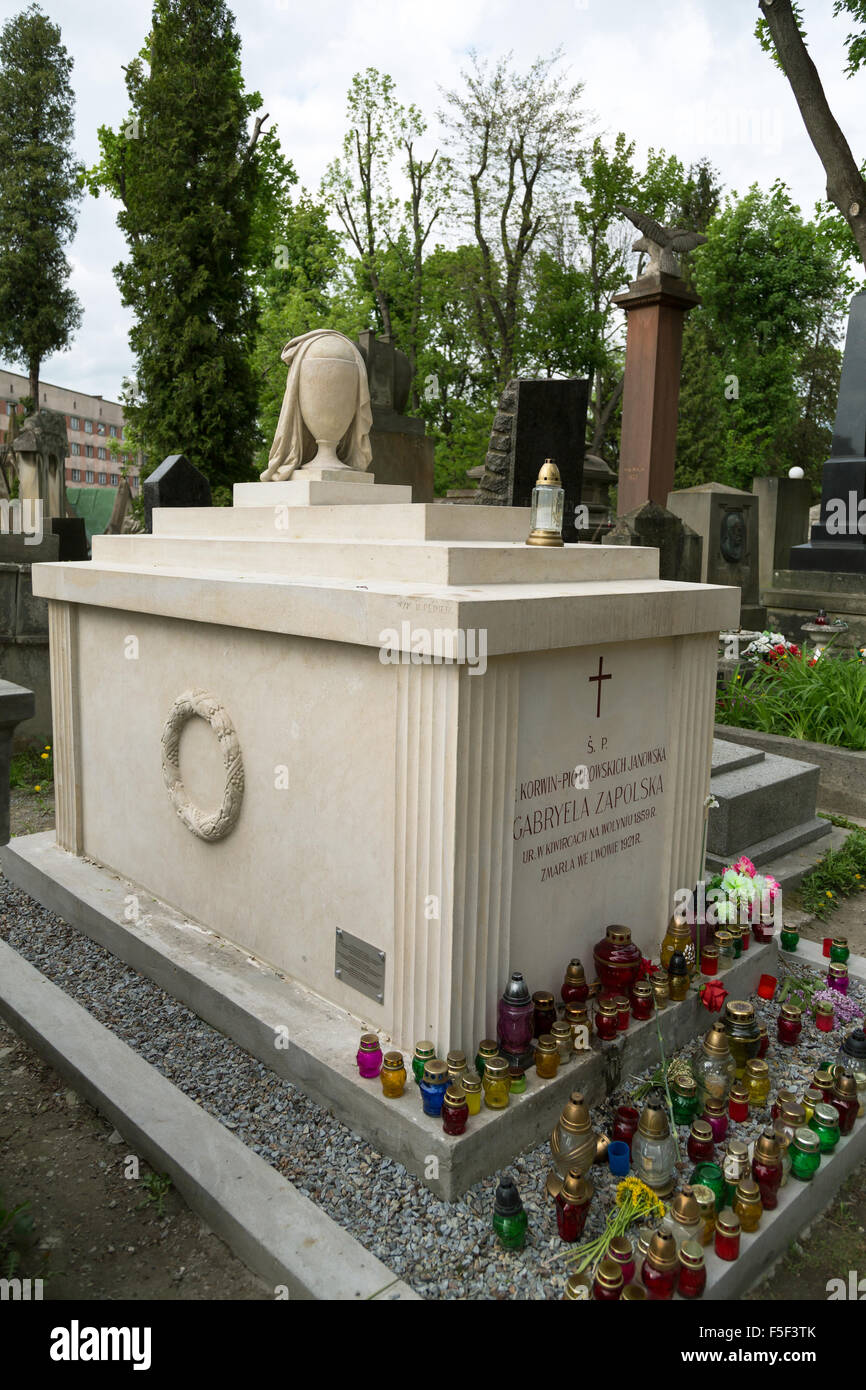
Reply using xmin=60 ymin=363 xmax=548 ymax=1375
xmin=793 ymin=1126 xmax=820 ymax=1152
xmin=745 ymin=1059 xmax=768 ymax=1079
xmin=816 ymin=1000 xmax=835 ymax=1017
xmin=703 ymin=1025 xmax=731 ymax=1056
xmin=382 ymin=1051 xmax=404 ymax=1070
xmin=551 ymin=1021 xmax=572 ymax=1039
xmin=803 ymin=1086 xmax=823 ymax=1105
xmin=423 ymin=1059 xmax=448 ymax=1084
xmin=690 ymin=1183 xmax=715 ymax=1214
xmin=414 ymin=1039 xmax=435 ymax=1058
xmin=673 ymin=1074 xmax=697 ymax=1097
xmin=780 ymin=1101 xmax=806 ymax=1127
xmin=638 ymin=1100 xmax=669 ymax=1138
xmin=775 ymin=1088 xmax=797 ymax=1107
xmin=565 ymin=958 xmax=587 ymax=983
xmin=671 ymin=1192 xmax=700 ymax=1226
xmin=564 ymin=1273 xmax=591 ymax=1300
xmin=832 ymin=937 xmax=848 ymax=949
xmin=754 ymin=1128 xmax=781 ymax=1162
xmin=780 ymin=1002 xmax=803 ymax=1021
xmin=559 ymin=1091 xmax=592 ymax=1132
xmin=704 ymin=1097 xmax=725 ymax=1117
xmin=622 ymin=1283 xmax=647 ymax=1301
xmin=595 ymin=1257 xmax=624 ymax=1290
xmin=725 ymin=1139 xmax=749 ymax=1160
xmin=647 ymin=1230 xmax=678 ymax=1271
xmin=565 ymin=1004 xmax=589 ymax=1024
xmin=735 ymin=1176 xmax=761 ymax=1204
xmin=608 ymin=1234 xmax=633 ymax=1263
xmin=828 ymin=962 xmax=849 ymax=979
xmin=715 ymin=1208 xmax=741 ymax=1237
xmin=689 ymin=1119 xmax=713 ymax=1143
xmin=461 ymin=1070 xmax=481 ymax=1093
xmin=813 ymin=1067 xmax=835 ymax=1089
xmin=482 ymin=1055 xmax=508 ymax=1080
xmin=605 ymin=926 xmax=632 ymax=945
xmin=730 ymin=1081 xmax=750 ymax=1101
xmin=725 ymin=999 xmax=755 ymax=1023
xmin=359 ymin=1033 xmax=381 ymax=1051
xmin=715 ymin=930 xmax=734 ymax=946
xmin=679 ymin=1239 xmax=705 ymax=1269
xmin=443 ymin=1085 xmax=467 ymax=1107
xmin=813 ymin=1103 xmax=839 ymax=1127
xmin=446 ymin=1049 xmax=467 ymax=1068
xmin=834 ymin=1070 xmax=859 ymax=1099
xmin=632 ymin=980 xmax=653 ymax=998
xmin=702 ymin=943 xmax=719 ymax=958
xmin=536 ymin=1034 xmax=558 ymax=1055
xmin=477 ymin=1039 xmax=499 ymax=1058
xmin=560 ymin=1169 xmax=593 ymax=1205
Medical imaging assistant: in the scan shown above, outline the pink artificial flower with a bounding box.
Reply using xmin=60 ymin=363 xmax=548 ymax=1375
xmin=732 ymin=856 xmax=756 ymax=877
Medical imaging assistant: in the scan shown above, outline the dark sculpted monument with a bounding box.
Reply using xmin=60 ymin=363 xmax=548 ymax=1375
xmin=355 ymin=331 xmax=434 ymax=502
xmin=790 ymin=289 xmax=866 ymax=573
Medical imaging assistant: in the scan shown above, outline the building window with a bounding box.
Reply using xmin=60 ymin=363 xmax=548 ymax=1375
xmin=71 ymin=468 xmax=80 ymax=482
xmin=85 ymin=470 xmax=94 ymax=483
xmin=109 ymin=425 xmax=117 ymax=438
xmin=97 ymin=447 xmax=106 ymax=460
xmin=70 ymin=415 xmax=80 ymax=430
xmin=110 ymin=473 xmax=119 ymax=485
xmin=97 ymin=421 xmax=105 ymax=435
xmin=70 ymin=442 xmax=80 ymax=456
xmin=84 ymin=419 xmax=93 ymax=433
xmin=98 ymin=472 xmax=107 ymax=485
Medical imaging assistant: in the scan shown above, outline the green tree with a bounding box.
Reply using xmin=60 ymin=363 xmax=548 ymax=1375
xmin=85 ymin=0 xmax=275 ymax=491
xmin=0 ymin=4 xmax=82 ymax=406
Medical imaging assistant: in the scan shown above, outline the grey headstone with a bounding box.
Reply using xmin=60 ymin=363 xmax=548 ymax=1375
xmin=143 ymin=454 xmax=211 ymax=533
xmin=475 ymin=378 xmax=588 ymax=542
xmin=603 ymin=501 xmax=702 ymax=583
xmin=0 ymin=678 xmax=35 ymax=846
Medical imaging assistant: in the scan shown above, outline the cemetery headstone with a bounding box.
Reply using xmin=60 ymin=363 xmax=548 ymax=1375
xmin=752 ymin=476 xmax=810 ymax=593
xmin=474 ymin=377 xmax=588 ymax=542
xmin=667 ymin=482 xmax=765 ymax=628
xmin=356 ymin=330 xmax=434 ymax=502
xmin=143 ymin=454 xmax=212 ymax=533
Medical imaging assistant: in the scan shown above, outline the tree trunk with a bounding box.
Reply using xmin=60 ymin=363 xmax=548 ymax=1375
xmin=759 ymin=0 xmax=866 ymax=270
xmin=28 ymin=358 xmax=40 ymax=410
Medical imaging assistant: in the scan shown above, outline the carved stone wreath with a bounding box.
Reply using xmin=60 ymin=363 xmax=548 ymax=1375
xmin=160 ymin=690 xmax=244 ymax=842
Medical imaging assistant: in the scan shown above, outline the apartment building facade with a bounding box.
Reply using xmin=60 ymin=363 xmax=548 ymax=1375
xmin=0 ymin=367 xmax=144 ymax=492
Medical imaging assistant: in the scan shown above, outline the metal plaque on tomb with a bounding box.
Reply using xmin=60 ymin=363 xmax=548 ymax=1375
xmin=334 ymin=927 xmax=386 ymax=1003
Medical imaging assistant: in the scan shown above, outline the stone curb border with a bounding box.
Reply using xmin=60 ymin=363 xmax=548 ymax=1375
xmin=0 ymin=938 xmax=418 ymax=1302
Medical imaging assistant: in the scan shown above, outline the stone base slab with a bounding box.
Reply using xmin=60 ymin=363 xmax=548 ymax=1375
xmin=1 ymin=831 xmax=775 ymax=1201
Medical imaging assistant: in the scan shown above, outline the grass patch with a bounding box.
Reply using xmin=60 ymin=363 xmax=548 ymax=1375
xmin=717 ymin=654 xmax=866 ymax=750
xmin=799 ymin=824 xmax=866 ymax=920
xmin=9 ymin=742 xmax=53 ymax=792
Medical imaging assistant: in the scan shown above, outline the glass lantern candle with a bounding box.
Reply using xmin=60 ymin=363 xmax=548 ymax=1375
xmin=696 ymin=1024 xmax=737 ymax=1108
xmin=830 ymin=937 xmax=850 ymax=964
xmin=631 ymin=980 xmax=654 ymax=1021
xmin=730 ymin=930 xmax=742 ymax=960
xmin=634 ymin=1226 xmax=654 ymax=1279
xmin=810 ymin=1102 xmax=841 ymax=1152
xmin=651 ymin=970 xmax=670 ymax=1011
xmin=672 ymin=1074 xmax=700 ymax=1126
xmin=446 ymin=1050 xmax=468 ymax=1086
xmin=356 ymin=1033 xmax=383 ymax=1079
xmin=801 ymin=1087 xmax=823 ymax=1123
xmin=593 ymin=1258 xmax=624 ymax=1301
xmin=475 ymin=1040 xmax=499 ymax=1079
xmin=815 ymin=1001 xmax=835 ymax=1034
xmin=420 ymin=1059 xmax=450 ymax=1116
xmin=535 ymin=1034 xmax=560 ymax=1080
xmin=482 ymin=1056 xmax=510 ymax=1110
xmin=509 ymin=1066 xmax=526 ymax=1095
xmin=837 ymin=1028 xmax=866 ymax=1076
xmin=773 ymin=1124 xmax=792 ymax=1187
xmin=442 ymin=1086 xmax=470 ymax=1135
xmin=688 ymin=1119 xmax=715 ymax=1164
xmin=564 ymin=1001 xmax=592 ymax=1044
xmin=715 ymin=930 xmax=735 ymax=966
xmin=554 ymin=1168 xmax=594 ymax=1243
xmin=608 ymin=1234 xmax=636 ymax=1287
xmin=733 ymin=1176 xmax=762 ymax=1233
xmin=780 ymin=925 xmax=799 ymax=951
xmin=492 ymin=1173 xmax=527 ymax=1250
xmin=729 ymin=1081 xmax=750 ymax=1122
xmin=689 ymin=1162 xmax=726 ymax=1213
xmin=593 ymin=925 xmax=642 ymax=996
xmin=497 ymin=972 xmax=535 ymax=1068
xmin=745 ymin=1060 xmax=770 ymax=1110
xmin=771 ymin=1088 xmax=797 ymax=1121
xmin=739 ymin=924 xmax=751 ymax=953
xmin=561 ymin=958 xmax=588 ymax=1005
xmin=677 ymin=1241 xmax=707 ymax=1299
xmin=548 ymin=1090 xmax=597 ymax=1192
xmin=622 ymin=1284 xmax=648 ymax=1302
xmin=691 ymin=1184 xmax=717 ymax=1245
xmin=751 ymin=1129 xmax=783 ymax=1209
xmin=551 ymin=1020 xmax=573 ymax=1063
xmin=563 ymin=1273 xmax=592 ymax=1301
xmin=668 ymin=951 xmax=690 ymax=1002
xmin=412 ymin=1040 xmax=435 ymax=1085
xmin=461 ymin=1070 xmax=482 ymax=1115
xmin=828 ymin=963 xmax=850 ymax=995
xmin=779 ymin=1100 xmax=807 ymax=1142
xmin=790 ymin=1127 xmax=821 ymax=1182
xmin=813 ymin=1067 xmax=837 ymax=1103
xmin=614 ymin=995 xmax=631 ymax=1032
xmin=661 ymin=912 xmax=696 ymax=974
xmin=703 ymin=1097 xmax=729 ymax=1144
xmin=380 ymin=1051 xmax=407 ymax=1098
xmin=595 ymin=1000 xmax=619 ymax=1041
xmin=632 ymin=1100 xmax=677 ymax=1197
xmin=612 ymin=1104 xmax=640 ymax=1153
xmin=525 ymin=458 xmax=565 ymax=546
xmin=641 ymin=1230 xmax=679 ymax=1300
xmin=714 ymin=1209 xmax=741 ymax=1262
xmin=831 ymin=1071 xmax=859 ymax=1135
xmin=701 ymin=944 xmax=719 ymax=977
xmin=752 ymin=917 xmax=775 ymax=944
xmin=757 ymin=1024 xmax=769 ymax=1060
xmin=722 ymin=1139 xmax=750 ymax=1204
xmin=669 ymin=1190 xmax=702 ymax=1249
xmin=778 ymin=1003 xmax=803 ymax=1046
xmin=722 ymin=1000 xmax=761 ymax=1077
xmin=532 ymin=991 xmax=557 ymax=1038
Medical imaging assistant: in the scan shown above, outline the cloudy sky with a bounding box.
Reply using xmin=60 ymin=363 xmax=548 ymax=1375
xmin=1 ymin=0 xmax=863 ymax=401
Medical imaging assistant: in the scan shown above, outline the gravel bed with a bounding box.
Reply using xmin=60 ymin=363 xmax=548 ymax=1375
xmin=1 ymin=875 xmax=863 ymax=1300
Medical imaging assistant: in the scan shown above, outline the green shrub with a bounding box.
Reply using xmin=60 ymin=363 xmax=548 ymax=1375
xmin=717 ymin=654 xmax=866 ymax=750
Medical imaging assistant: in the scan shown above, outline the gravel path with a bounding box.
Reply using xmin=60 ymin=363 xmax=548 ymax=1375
xmin=1 ymin=874 xmax=863 ymax=1300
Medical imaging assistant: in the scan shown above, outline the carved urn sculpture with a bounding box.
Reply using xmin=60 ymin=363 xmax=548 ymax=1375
xmin=260 ymin=329 xmax=373 ymax=482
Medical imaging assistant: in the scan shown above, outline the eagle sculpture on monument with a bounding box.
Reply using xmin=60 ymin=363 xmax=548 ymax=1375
xmin=617 ymin=205 xmax=708 ymax=278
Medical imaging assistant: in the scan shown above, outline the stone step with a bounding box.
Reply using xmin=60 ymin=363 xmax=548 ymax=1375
xmin=705 ymin=815 xmax=834 ymax=877
xmin=707 ymin=752 xmax=821 ymax=857
xmin=711 ymin=737 xmax=765 ymax=776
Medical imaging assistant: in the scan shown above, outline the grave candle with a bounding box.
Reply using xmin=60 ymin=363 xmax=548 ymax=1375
xmin=689 ymin=1162 xmax=725 ymax=1213
xmin=532 ymin=991 xmax=557 ymax=1038
xmin=696 ymin=1024 xmax=736 ymax=1108
xmin=691 ymin=1184 xmax=717 ymax=1245
xmin=801 ymin=1088 xmax=823 ymax=1123
xmin=593 ymin=1258 xmax=624 ymax=1301
xmin=688 ymin=1119 xmax=715 ymax=1164
xmin=677 ymin=1240 xmax=707 ymax=1299
xmin=703 ymin=1097 xmax=728 ymax=1144
xmin=831 ymin=1071 xmax=859 ymax=1135
xmin=777 ymin=1003 xmax=803 ymax=1046
xmin=482 ymin=1056 xmax=510 ymax=1110
xmin=535 ymin=1034 xmax=560 ymax=1079
xmin=492 ymin=1174 xmax=527 ymax=1250
xmin=526 ymin=459 xmax=564 ymax=546
xmin=474 ymin=1040 xmax=499 ymax=1078
xmin=640 ymin=1230 xmax=678 ymax=1300
xmin=771 ymin=1089 xmax=797 ymax=1120
xmin=745 ymin=1060 xmax=770 ymax=1109
xmin=729 ymin=1081 xmax=750 ymax=1122
xmin=412 ymin=1040 xmax=435 ymax=1085
xmin=631 ymin=980 xmax=654 ymax=1021
xmin=593 ymin=925 xmax=642 ymax=995
xmin=830 ymin=937 xmax=850 ymax=964
xmin=810 ymin=1103 xmax=841 ymax=1152
xmin=790 ymin=1127 xmax=821 ymax=1182
xmin=671 ymin=1074 xmax=699 ymax=1126
xmin=828 ymin=963 xmax=850 ymax=995
xmin=551 ymin=1021 xmax=573 ymax=1063
xmin=560 ymin=958 xmax=589 ymax=1005
xmin=733 ymin=1176 xmax=762 ymax=1233
xmin=420 ymin=1059 xmax=450 ymax=1117
xmin=668 ymin=951 xmax=690 ymax=1002
xmin=508 ymin=1066 xmax=526 ymax=1094
xmin=554 ymin=1169 xmax=594 ymax=1243
xmin=497 ymin=972 xmax=535 ymax=1066
xmin=780 ymin=926 xmax=799 ymax=952
xmin=380 ymin=1051 xmax=407 ymax=1098
xmin=751 ymin=1129 xmax=783 ymax=1209
xmin=660 ymin=913 xmax=696 ymax=974
xmin=815 ymin=1001 xmax=835 ymax=1033
xmin=446 ymin=1050 xmax=468 ymax=1086
xmin=608 ymin=1234 xmax=636 ymax=1286
xmin=356 ymin=1033 xmax=383 ymax=1079
xmin=442 ymin=1086 xmax=469 ymax=1135
xmin=714 ymin=1209 xmax=741 ymax=1262
xmin=632 ymin=1100 xmax=677 ymax=1196
xmin=595 ymin=1000 xmax=619 ymax=1041
xmin=813 ymin=1068 xmax=837 ymax=1103
xmin=651 ymin=971 xmax=670 ymax=1010
xmin=612 ymin=1105 xmax=640 ymax=1153
xmin=701 ymin=944 xmax=719 ymax=976
xmin=461 ymin=1071 xmax=482 ymax=1115
xmin=614 ymin=995 xmax=631 ymax=1031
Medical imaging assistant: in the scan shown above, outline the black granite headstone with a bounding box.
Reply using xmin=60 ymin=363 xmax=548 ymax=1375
xmin=476 ymin=378 xmax=588 ymax=542
xmin=791 ymin=290 xmax=866 ymax=573
xmin=51 ymin=516 xmax=89 ymax=561
xmin=143 ymin=454 xmax=212 ymax=533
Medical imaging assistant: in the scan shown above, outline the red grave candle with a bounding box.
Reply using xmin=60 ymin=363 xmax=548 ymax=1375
xmin=714 ymin=1211 xmax=741 ymax=1262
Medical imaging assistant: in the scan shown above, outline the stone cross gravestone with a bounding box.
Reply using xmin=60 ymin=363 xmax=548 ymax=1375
xmin=474 ymin=378 xmax=588 ymax=542
xmin=143 ymin=454 xmax=212 ymax=533
xmin=791 ymin=289 xmax=866 ymax=572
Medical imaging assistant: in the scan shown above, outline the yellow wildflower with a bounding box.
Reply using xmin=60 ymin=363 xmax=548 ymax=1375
xmin=826 ymin=890 xmax=833 ymax=897
xmin=34 ymin=784 xmax=41 ymax=792
xmin=40 ymin=752 xmax=48 ymax=760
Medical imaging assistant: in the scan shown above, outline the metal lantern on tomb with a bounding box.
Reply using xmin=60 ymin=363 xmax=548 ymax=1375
xmin=695 ymin=1024 xmax=736 ymax=1109
xmin=497 ymin=972 xmax=535 ymax=1068
xmin=632 ymin=1098 xmax=677 ymax=1197
xmin=593 ymin=925 xmax=642 ymax=995
xmin=660 ymin=912 xmax=696 ymax=974
xmin=547 ymin=1090 xmax=598 ymax=1197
